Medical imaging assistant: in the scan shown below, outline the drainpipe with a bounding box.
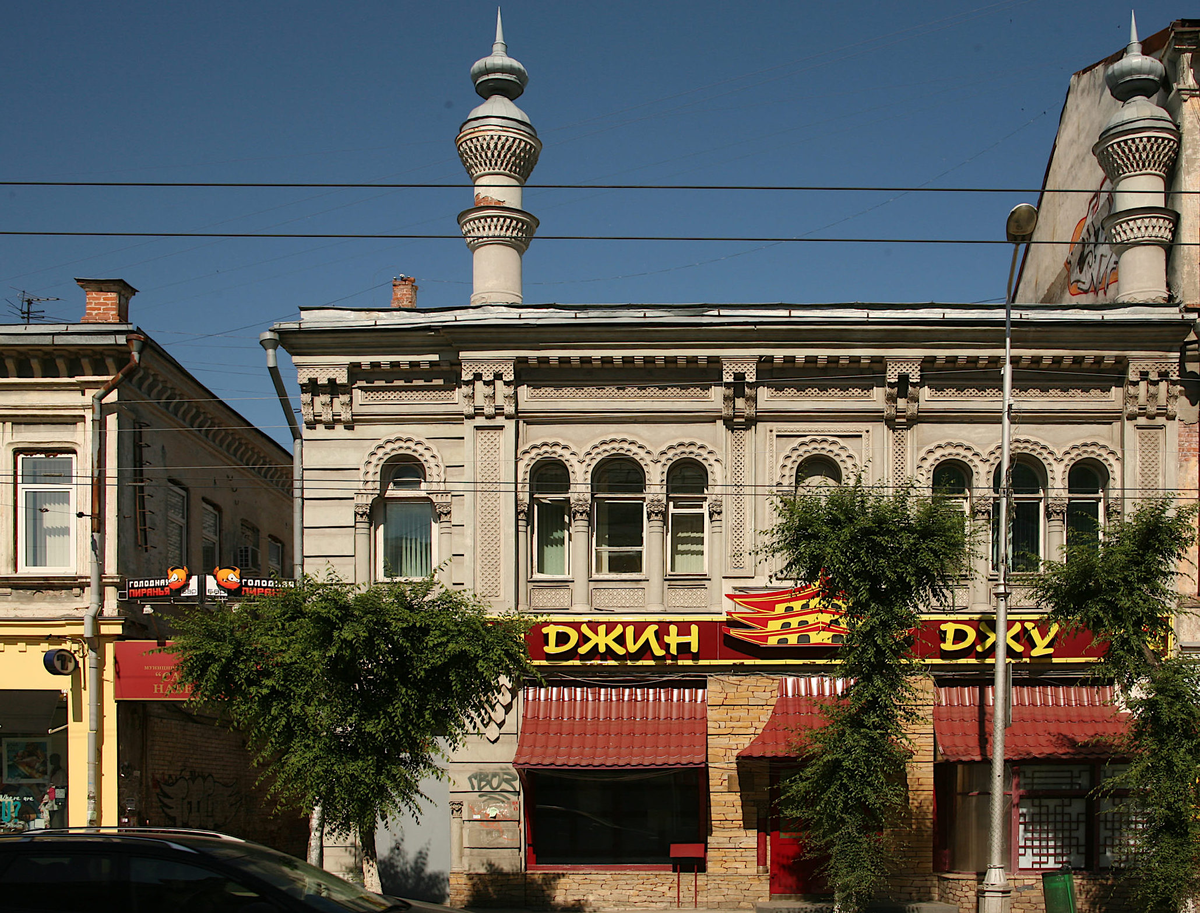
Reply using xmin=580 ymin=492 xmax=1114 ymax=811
xmin=86 ymin=332 xmax=145 ymax=827
xmin=259 ymin=331 xmax=319 ymax=862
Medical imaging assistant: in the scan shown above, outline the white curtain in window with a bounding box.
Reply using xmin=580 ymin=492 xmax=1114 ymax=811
xmin=535 ymin=501 xmax=568 ymax=575
xmin=669 ymin=510 xmax=705 ymax=573
xmin=25 ymin=489 xmax=70 ymax=567
xmin=384 ymin=501 xmax=432 ymax=577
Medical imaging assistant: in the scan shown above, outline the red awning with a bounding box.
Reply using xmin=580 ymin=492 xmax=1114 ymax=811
xmin=738 ymin=677 xmax=848 ymax=759
xmin=512 ymin=685 xmax=707 ymax=768
xmin=934 ymin=684 xmax=1129 ymax=762
xmin=113 ymin=641 xmax=191 ymax=701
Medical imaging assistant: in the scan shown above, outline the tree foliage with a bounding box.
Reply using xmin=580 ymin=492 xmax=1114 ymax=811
xmin=1031 ymin=498 xmax=1200 ymax=913
xmin=168 ymin=576 xmax=535 ymax=880
xmin=764 ymin=479 xmax=970 ymax=913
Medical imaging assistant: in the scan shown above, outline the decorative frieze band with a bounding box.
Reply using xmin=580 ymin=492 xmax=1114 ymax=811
xmin=1094 ymin=131 xmax=1180 ymax=183
xmin=1102 ymin=206 xmax=1177 ymax=250
xmin=458 ymin=206 xmax=539 ymax=253
xmin=456 ymin=124 xmax=542 ymax=183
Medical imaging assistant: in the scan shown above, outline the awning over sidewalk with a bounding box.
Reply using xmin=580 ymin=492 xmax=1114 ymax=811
xmin=512 ymin=685 xmax=707 ymax=768
xmin=113 ymin=641 xmax=191 ymax=701
xmin=934 ymin=683 xmax=1129 ymax=761
xmin=738 ymin=677 xmax=848 ymax=759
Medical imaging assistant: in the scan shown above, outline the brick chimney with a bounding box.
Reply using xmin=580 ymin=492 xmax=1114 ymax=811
xmin=76 ymin=278 xmax=138 ymax=323
xmin=391 ymin=276 xmax=417 ymax=309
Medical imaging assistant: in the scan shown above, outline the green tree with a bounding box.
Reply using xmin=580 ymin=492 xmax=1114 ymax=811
xmin=1030 ymin=498 xmax=1200 ymax=913
xmin=169 ymin=576 xmax=535 ymax=891
xmin=763 ymin=479 xmax=969 ymax=913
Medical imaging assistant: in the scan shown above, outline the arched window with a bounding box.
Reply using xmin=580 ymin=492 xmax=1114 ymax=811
xmin=796 ymin=456 xmax=841 ymax=489
xmin=593 ymin=458 xmax=645 ymax=575
xmin=532 ymin=462 xmax=571 ymax=576
xmin=992 ymin=460 xmax=1044 ymax=572
xmin=932 ymin=461 xmax=971 ymax=516
xmin=1067 ymin=463 xmax=1106 ymax=548
xmin=667 ymin=461 xmax=707 ymax=574
xmin=378 ymin=457 xmax=433 ymax=578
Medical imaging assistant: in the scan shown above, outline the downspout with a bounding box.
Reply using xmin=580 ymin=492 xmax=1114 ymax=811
xmin=86 ymin=332 xmax=145 ymax=827
xmin=259 ymin=330 xmax=319 ymax=862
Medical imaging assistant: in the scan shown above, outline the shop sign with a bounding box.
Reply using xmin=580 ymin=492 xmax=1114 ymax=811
xmin=113 ymin=641 xmax=192 ymax=701
xmin=526 ymin=614 xmax=1104 ymax=666
xmin=121 ymin=566 xmax=197 ymax=600
xmin=726 ymin=585 xmax=847 ymax=646
xmin=42 ymin=649 xmax=77 ymax=676
xmin=205 ymin=568 xmax=297 ymax=600
xmin=121 ymin=566 xmax=295 ymax=602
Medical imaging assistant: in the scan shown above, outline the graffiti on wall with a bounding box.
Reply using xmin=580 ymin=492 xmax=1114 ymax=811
xmin=1066 ymin=178 xmax=1117 ymax=297
xmin=155 ymin=770 xmax=241 ymax=830
xmin=466 ymin=769 xmax=518 ymax=793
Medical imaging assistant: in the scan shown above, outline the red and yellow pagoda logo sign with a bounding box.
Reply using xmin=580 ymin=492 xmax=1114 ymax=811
xmin=725 ymin=584 xmax=848 ymax=647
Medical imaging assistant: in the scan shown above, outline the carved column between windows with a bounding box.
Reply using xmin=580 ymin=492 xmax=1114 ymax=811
xmin=707 ymin=498 xmax=725 ymax=612
xmin=516 ymin=500 xmax=530 ymax=612
xmin=434 ymin=494 xmax=453 ymax=587
xmin=570 ymin=495 xmax=591 ymax=611
xmin=722 ymin=358 xmax=757 ymax=429
xmin=1046 ymin=496 xmax=1068 ymax=561
xmin=885 ymin=359 xmax=921 ymax=483
xmin=969 ymin=499 xmax=992 ymax=609
xmin=298 ymin=366 xmax=353 ymax=429
xmin=646 ymin=495 xmax=666 ymax=612
xmin=449 ymin=800 xmax=464 ymax=872
xmin=353 ymin=498 xmax=371 ymax=585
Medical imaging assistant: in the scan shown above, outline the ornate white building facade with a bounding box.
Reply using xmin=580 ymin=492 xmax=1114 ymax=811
xmin=275 ymin=16 xmax=1200 ymax=912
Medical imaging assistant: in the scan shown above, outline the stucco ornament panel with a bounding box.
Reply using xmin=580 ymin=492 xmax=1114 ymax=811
xmin=580 ymin=437 xmax=657 ymax=484
xmin=776 ymin=436 xmax=860 ymax=488
xmin=656 ymin=440 xmax=722 ymax=490
xmin=517 ymin=441 xmax=582 ymax=493
xmin=359 ymin=435 xmax=447 ymax=490
xmin=914 ymin=442 xmax=987 ymax=490
xmin=1060 ymin=442 xmax=1122 ymax=490
xmin=983 ymin=437 xmax=1062 ymax=491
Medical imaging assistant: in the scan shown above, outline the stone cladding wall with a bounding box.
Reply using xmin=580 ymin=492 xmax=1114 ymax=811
xmin=937 ymin=872 xmax=1132 ymax=913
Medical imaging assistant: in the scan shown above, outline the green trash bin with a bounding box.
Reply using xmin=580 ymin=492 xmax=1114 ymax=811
xmin=1042 ymin=863 xmax=1077 ymax=913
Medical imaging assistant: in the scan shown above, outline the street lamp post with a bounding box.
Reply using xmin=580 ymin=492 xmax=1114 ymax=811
xmin=978 ymin=203 xmax=1038 ymax=913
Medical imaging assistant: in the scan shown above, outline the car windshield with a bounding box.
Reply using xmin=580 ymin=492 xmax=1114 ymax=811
xmin=204 ymin=842 xmax=408 ymax=913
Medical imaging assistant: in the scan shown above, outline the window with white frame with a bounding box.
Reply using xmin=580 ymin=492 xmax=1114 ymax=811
xmin=593 ymin=458 xmax=645 ymax=575
xmin=796 ymin=455 xmax=841 ymax=489
xmin=378 ymin=458 xmax=433 ymax=579
xmin=992 ymin=460 xmax=1045 ymax=572
xmin=201 ymin=501 xmax=221 ymax=571
xmin=16 ymin=453 xmax=75 ymax=572
xmin=165 ymin=483 xmax=187 ymax=567
xmin=268 ymin=536 xmax=285 ymax=576
xmin=1066 ymin=463 xmax=1106 ymax=549
xmin=237 ymin=521 xmax=260 ymax=572
xmin=667 ymin=461 xmax=707 ymax=574
xmin=532 ymin=461 xmax=570 ymax=576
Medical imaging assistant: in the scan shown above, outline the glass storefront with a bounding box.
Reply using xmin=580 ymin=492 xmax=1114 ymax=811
xmin=0 ymin=691 xmax=68 ymax=831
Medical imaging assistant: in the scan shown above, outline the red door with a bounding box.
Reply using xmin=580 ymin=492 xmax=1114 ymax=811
xmin=769 ymin=768 xmax=828 ymax=896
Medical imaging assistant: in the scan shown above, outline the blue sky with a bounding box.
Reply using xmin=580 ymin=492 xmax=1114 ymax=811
xmin=0 ymin=1 xmax=1187 ymax=444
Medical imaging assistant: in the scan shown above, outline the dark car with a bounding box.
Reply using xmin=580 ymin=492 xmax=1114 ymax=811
xmin=0 ymin=827 xmax=453 ymax=913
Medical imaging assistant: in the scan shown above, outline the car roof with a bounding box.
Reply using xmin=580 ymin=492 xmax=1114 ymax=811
xmin=0 ymin=828 xmax=257 ymax=853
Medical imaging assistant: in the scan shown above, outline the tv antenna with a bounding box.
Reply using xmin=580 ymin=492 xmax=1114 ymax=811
xmin=6 ymin=290 xmax=60 ymax=324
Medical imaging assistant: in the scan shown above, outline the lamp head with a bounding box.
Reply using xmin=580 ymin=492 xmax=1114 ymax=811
xmin=1006 ymin=203 xmax=1039 ymax=244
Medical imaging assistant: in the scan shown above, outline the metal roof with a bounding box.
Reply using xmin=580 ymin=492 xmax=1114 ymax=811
xmin=738 ymin=677 xmax=848 ymax=759
xmin=513 ymin=684 xmax=707 ymax=769
xmin=934 ymin=683 xmax=1129 ymax=762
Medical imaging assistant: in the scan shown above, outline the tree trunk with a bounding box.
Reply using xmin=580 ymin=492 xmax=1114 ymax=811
xmin=307 ymin=804 xmax=324 ymax=867
xmin=361 ymin=821 xmax=382 ymax=894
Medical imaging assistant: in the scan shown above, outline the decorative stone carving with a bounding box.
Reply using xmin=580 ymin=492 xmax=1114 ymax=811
xmin=983 ymin=438 xmax=1062 ymax=493
xmin=667 ymin=587 xmax=708 ymax=608
xmin=530 ymin=586 xmax=571 ymax=608
xmin=972 ymin=500 xmax=992 ymax=522
xmin=449 ymin=801 xmax=463 ymax=819
xmin=1046 ymin=497 xmax=1069 ymax=522
xmin=456 ymin=124 xmax=542 ymax=183
xmin=515 ymin=500 xmax=529 ymax=521
xmin=1137 ymin=427 xmax=1161 ymax=502
xmin=580 ymin=437 xmax=656 ymax=485
xmin=722 ymin=358 xmax=758 ymax=426
xmin=570 ymin=495 xmax=591 ymax=521
xmin=476 ymin=428 xmax=504 ymax=598
xmin=914 ymin=441 xmax=987 ymax=490
xmin=360 ymin=435 xmax=446 ymax=489
xmin=884 ymin=358 xmax=921 ymax=425
xmin=354 ymin=501 xmax=372 ymax=522
xmin=776 ymin=436 xmax=861 ymax=488
xmin=1126 ymin=360 xmax=1179 ymax=420
xmin=591 ymin=587 xmax=646 ymax=608
xmin=527 ymin=385 xmax=710 ymax=399
xmin=458 ymin=206 xmax=539 ymax=254
xmin=434 ymin=494 xmax=453 ymax=521
xmin=656 ymin=441 xmax=722 ymax=490
xmin=728 ymin=428 xmax=747 ymax=571
xmin=517 ymin=441 xmax=583 ymax=494
xmin=1060 ymin=442 xmax=1122 ymax=490
xmin=646 ymin=496 xmax=666 ymax=522
xmin=708 ymin=498 xmax=723 ymax=520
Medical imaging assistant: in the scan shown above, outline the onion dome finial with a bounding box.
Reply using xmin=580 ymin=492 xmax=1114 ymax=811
xmin=1106 ymin=11 xmax=1166 ymax=102
xmin=469 ymin=8 xmax=529 ymax=101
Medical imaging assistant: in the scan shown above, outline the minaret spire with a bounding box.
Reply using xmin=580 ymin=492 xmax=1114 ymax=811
xmin=456 ymin=11 xmax=541 ymax=306
xmin=1093 ymin=11 xmax=1179 ymax=303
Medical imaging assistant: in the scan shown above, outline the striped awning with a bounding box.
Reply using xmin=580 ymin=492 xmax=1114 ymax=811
xmin=737 ymin=677 xmax=848 ymax=759
xmin=512 ymin=685 xmax=707 ymax=768
xmin=934 ymin=683 xmax=1130 ymax=761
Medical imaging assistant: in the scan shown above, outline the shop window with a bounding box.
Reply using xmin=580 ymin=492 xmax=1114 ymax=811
xmin=667 ymin=461 xmax=707 ymax=574
xmin=796 ymin=456 xmax=841 ymax=489
xmin=16 ymin=453 xmax=75 ymax=572
xmin=201 ymin=501 xmax=221 ymax=571
xmin=935 ymin=761 xmax=1137 ymax=872
xmin=378 ymin=458 xmax=433 ymax=579
xmin=0 ymin=691 xmax=69 ymax=832
xmin=532 ymin=462 xmax=571 ymax=576
xmin=992 ymin=460 xmax=1045 ymax=572
xmin=165 ymin=482 xmax=188 ymax=567
xmin=1066 ymin=463 xmax=1106 ymax=549
xmin=593 ymin=458 xmax=645 ymax=575
xmin=527 ymin=768 xmax=703 ymax=866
